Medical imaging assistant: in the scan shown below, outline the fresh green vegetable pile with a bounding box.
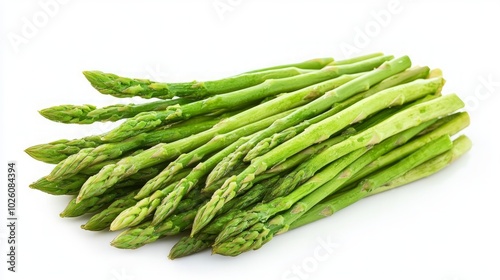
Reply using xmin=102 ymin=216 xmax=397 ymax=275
xmin=26 ymin=53 xmax=471 ymax=259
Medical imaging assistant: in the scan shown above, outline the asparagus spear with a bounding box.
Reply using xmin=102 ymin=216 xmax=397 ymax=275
xmin=86 ymin=54 xmax=380 ymax=100
xmin=252 ymin=92 xmax=439 ymax=166
xmin=243 ymin=53 xmax=384 ymax=74
xmin=83 ymin=67 xmax=308 ymax=99
xmin=265 ymin=92 xmax=441 ymax=201
xmin=29 ymin=149 xmax=165 ymax=194
xmin=135 ymin=109 xmax=293 ymax=202
xmin=279 ymin=134 xmax=453 ymax=230
xmin=149 ymin=138 xmax=251 ymax=225
xmin=212 ymin=131 xmax=449 ymax=246
xmin=212 ymin=134 xmax=461 ymax=256
xmin=206 ymin=64 xmax=426 ymax=186
xmin=345 ymin=112 xmax=470 ymax=185
xmin=107 ymin=169 xmax=193 ymax=230
xmin=25 ymin=136 xmax=104 ymax=164
xmin=45 ymin=111 xmax=238 ymax=181
xmin=111 ymin=178 xmax=275 ymax=249
xmin=25 ymin=110 xmax=232 ymax=164
xmin=60 ymin=187 xmax=137 ymax=218
xmin=102 ymin=56 xmax=391 ymax=142
xmin=290 ymin=135 xmax=472 ymax=229
xmin=29 ymin=175 xmax=88 ymax=196
xmin=192 ymin=75 xmax=454 ymax=235
xmin=328 ymin=52 xmax=384 ymax=66
xmin=82 ymin=190 xmax=139 ymax=231
xmin=77 ymin=108 xmax=292 ymax=204
xmin=74 ymin=71 xmax=364 ymax=203
xmin=213 ymin=147 xmax=370 ymax=245
xmin=171 ymin=131 xmax=469 ymax=259
xmin=38 ymin=98 xmax=193 ymax=124
xmin=265 ymin=117 xmax=437 ymax=202
xmin=243 ymin=57 xmax=337 ymax=73
xmin=169 ymin=234 xmax=217 ymax=259
xmin=264 ymin=128 xmax=357 ymax=175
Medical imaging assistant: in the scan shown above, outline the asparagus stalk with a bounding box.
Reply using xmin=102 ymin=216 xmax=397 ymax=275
xmin=60 ymin=187 xmax=136 ymax=218
xmin=194 ymin=93 xmax=463 ymax=234
xmin=265 ymin=92 xmax=441 ymax=201
xmin=172 ymin=130 xmax=472 ymax=258
xmin=149 ymin=138 xmax=250 ymax=225
xmin=25 ymin=110 xmax=233 ymax=164
xmin=169 ymin=208 xmax=265 ymax=258
xmin=74 ymin=71 xmax=364 ymax=204
xmin=193 ymin=74 xmax=455 ymax=235
xmin=83 ymin=67 xmax=308 ymax=99
xmin=29 ymin=175 xmax=88 ymax=196
xmin=328 ymin=53 xmax=384 ymax=66
xmin=213 ymin=148 xmax=370 ymax=245
xmin=243 ymin=53 xmax=384 ymax=74
xmin=107 ymin=169 xmax=193 ymax=230
xmin=136 ymin=109 xmax=293 ymax=203
xmin=45 ymin=111 xmax=237 ymax=181
xmin=206 ymin=63 xmax=426 ymax=186
xmin=264 ymin=129 xmax=357 ymax=175
xmin=346 ymin=112 xmax=470 ymax=184
xmin=78 ymin=108 xmax=291 ymax=204
xmin=38 ymin=98 xmax=193 ymax=124
xmin=265 ymin=117 xmax=437 ymax=202
xmin=212 ymin=134 xmax=459 ymax=256
xmin=111 ymin=178 xmax=275 ymax=249
xmin=213 ymin=129 xmax=446 ymax=245
xmin=25 ymin=136 xmax=104 ymax=164
xmin=86 ymin=54 xmax=383 ymax=100
xmin=169 ymin=234 xmax=217 ymax=259
xmin=102 ymin=56 xmax=391 ymax=142
xmin=243 ymin=57 xmax=337 ymax=73
xmin=290 ymin=135 xmax=472 ymax=229
xmin=82 ymin=190 xmax=139 ymax=231
xmin=280 ymin=134 xmax=453 ymax=230
xmin=29 ymin=149 xmax=166 ymax=194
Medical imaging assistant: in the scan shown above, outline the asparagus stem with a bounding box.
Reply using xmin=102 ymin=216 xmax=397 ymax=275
xmin=25 ymin=135 xmax=104 ymax=164
xmin=265 ymin=90 xmax=441 ymax=201
xmin=29 ymin=175 xmax=88 ymax=196
xmin=197 ymin=92 xmax=463 ymax=235
xmin=264 ymin=129 xmax=357 ymax=175
xmin=81 ymin=192 xmax=138 ymax=231
xmin=102 ymin=56 xmax=391 ymax=142
xmin=212 ymin=134 xmax=461 ymax=256
xmin=329 ymin=52 xmax=384 ymax=66
xmin=193 ymin=67 xmax=456 ymax=235
xmin=107 ymin=169 xmax=192 ymax=231
xmin=38 ymin=98 xmax=193 ymax=124
xmin=207 ymin=63 xmax=426 ymax=186
xmin=213 ymin=148 xmax=370 ymax=245
xmin=45 ymin=112 xmax=236 ymax=181
xmin=149 ymin=138 xmax=250 ymax=225
xmin=346 ymin=112 xmax=470 ymax=184
xmin=60 ymin=187 xmax=136 ymax=218
xmin=169 ymin=234 xmax=217 ymax=259
xmin=75 ymin=71 xmax=366 ymax=204
xmin=84 ymin=67 xmax=308 ymax=99
xmin=111 ymin=178 xmax=276 ymax=249
xmin=86 ymin=54 xmax=386 ymax=100
xmin=137 ymin=109 xmax=293 ymax=205
xmin=265 ymin=116 xmax=437 ymax=202
xmin=243 ymin=57 xmax=336 ymax=73
xmin=25 ymin=110 xmax=234 ymax=165
xmin=289 ymin=135 xmax=472 ymax=230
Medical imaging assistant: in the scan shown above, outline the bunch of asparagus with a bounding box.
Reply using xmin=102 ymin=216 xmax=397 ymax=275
xmin=26 ymin=53 xmax=471 ymax=259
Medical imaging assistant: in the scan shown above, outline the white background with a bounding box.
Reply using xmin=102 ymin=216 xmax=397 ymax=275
xmin=1 ymin=1 xmax=500 ymax=280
